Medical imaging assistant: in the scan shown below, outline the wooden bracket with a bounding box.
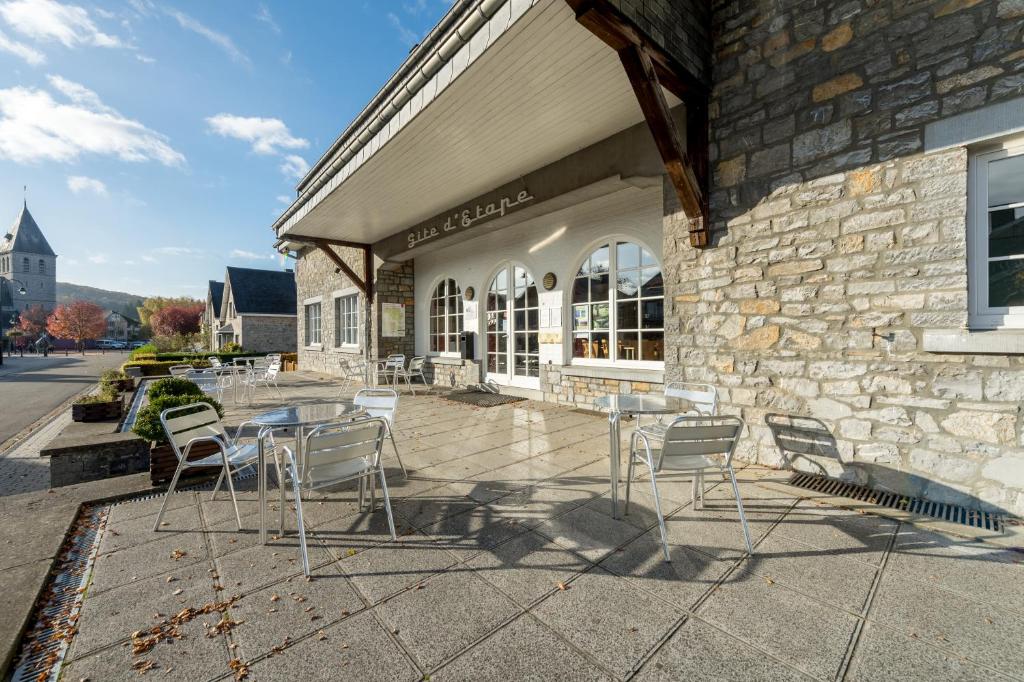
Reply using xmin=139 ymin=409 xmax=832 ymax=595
xmin=287 ymin=234 xmax=374 ymax=302
xmin=566 ymin=0 xmax=710 ymax=248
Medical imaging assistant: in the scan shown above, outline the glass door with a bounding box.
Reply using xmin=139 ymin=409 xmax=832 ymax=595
xmin=486 ymin=264 xmax=539 ymax=387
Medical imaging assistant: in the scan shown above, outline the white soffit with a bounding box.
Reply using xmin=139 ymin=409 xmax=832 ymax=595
xmin=278 ymin=0 xmax=673 ymax=246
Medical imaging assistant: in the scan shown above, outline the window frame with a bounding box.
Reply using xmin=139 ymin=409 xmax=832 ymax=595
xmin=968 ymin=135 xmax=1024 ymax=329
xmin=428 ymin=277 xmax=464 ymax=358
xmin=332 ymin=289 xmax=360 ymax=350
xmin=303 ymin=297 xmax=322 ymax=348
xmin=568 ymin=239 xmax=665 ymax=370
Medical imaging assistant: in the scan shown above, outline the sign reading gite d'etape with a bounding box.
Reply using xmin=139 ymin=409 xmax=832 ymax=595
xmin=382 ymin=303 xmax=406 ymax=337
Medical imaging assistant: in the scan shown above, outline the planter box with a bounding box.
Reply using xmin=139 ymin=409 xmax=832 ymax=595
xmin=108 ymin=378 xmax=135 ymax=392
xmin=150 ymin=440 xmax=222 ymax=485
xmin=124 ymin=366 xmax=143 ymax=378
xmin=71 ymin=397 xmax=123 ymax=422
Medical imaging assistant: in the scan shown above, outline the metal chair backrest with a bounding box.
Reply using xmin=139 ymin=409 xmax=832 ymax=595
xmin=168 ymin=364 xmax=193 ymax=377
xmin=159 ymin=402 xmax=227 ymax=462
xmin=660 ymin=416 xmax=743 ymax=468
xmin=186 ymin=369 xmax=220 ymax=392
xmin=354 ymin=388 xmax=398 ymax=426
xmin=299 ymin=417 xmax=387 ymax=489
xmin=208 ymin=356 xmax=222 ymax=368
xmin=665 ymin=382 xmax=718 ymax=415
xmin=266 ymin=353 xmax=282 ymax=363
xmin=408 ymin=356 xmax=425 ymax=372
xmin=266 ymin=362 xmax=280 ymax=380
xmin=384 ymin=354 xmax=405 ymax=370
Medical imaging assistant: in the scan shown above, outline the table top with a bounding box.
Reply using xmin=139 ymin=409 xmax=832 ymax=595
xmin=592 ymin=394 xmax=693 ymax=415
xmin=251 ymin=401 xmax=363 ymax=427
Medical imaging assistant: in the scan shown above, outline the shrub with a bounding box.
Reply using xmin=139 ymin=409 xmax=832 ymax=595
xmin=220 ymin=341 xmax=243 ymax=353
xmin=75 ymin=387 xmax=119 ymax=405
xmin=99 ymin=368 xmax=129 ymax=387
xmin=148 ymin=376 xmax=202 ymax=401
xmin=132 ymin=394 xmax=223 ymax=444
xmin=121 ymin=360 xmax=211 ymax=376
xmin=129 ymin=343 xmax=158 ymax=360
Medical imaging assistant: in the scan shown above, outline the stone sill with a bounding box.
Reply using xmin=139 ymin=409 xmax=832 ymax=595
xmin=558 ymin=364 xmax=664 ymax=383
xmin=923 ymin=328 xmax=1024 ymax=355
xmin=427 ymin=356 xmax=472 ymax=366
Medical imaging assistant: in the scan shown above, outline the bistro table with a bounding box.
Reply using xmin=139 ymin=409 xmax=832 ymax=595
xmin=592 ymin=394 xmax=694 ymax=519
xmin=251 ymin=401 xmax=365 ymax=543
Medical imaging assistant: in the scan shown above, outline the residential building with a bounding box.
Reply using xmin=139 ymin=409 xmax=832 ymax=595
xmin=0 ymin=201 xmax=57 ymax=313
xmin=215 ymin=266 xmax=296 ymax=352
xmin=203 ymin=280 xmax=224 ymax=350
xmin=273 ymin=0 xmax=1024 ymax=516
xmin=104 ymin=310 xmax=141 ymax=342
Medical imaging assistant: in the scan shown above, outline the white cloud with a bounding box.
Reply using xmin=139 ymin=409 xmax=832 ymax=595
xmin=254 ymin=3 xmax=278 ymax=33
xmin=280 ymin=49 xmax=291 ymax=65
xmin=279 ymin=154 xmax=309 ymax=180
xmin=0 ymin=75 xmax=185 ymax=165
xmin=152 ymin=246 xmax=198 ymax=256
xmin=163 ymin=7 xmax=248 ymax=65
xmin=87 ymin=252 xmax=107 ymax=264
xmin=140 ymin=254 xmax=156 ymax=262
xmin=134 ymin=53 xmax=154 ymax=63
xmin=62 ymin=256 xmax=78 ymax=265
xmin=387 ymin=12 xmax=417 ymax=46
xmin=66 ymin=174 xmax=106 ymax=195
xmin=205 ymin=114 xmax=308 ymax=155
xmin=276 ymin=194 xmax=291 ymax=204
xmin=123 ymin=258 xmax=136 ymax=265
xmin=230 ymin=248 xmax=274 ymax=261
xmin=0 ymin=26 xmax=44 ymax=63
xmin=0 ymin=0 xmax=124 ymax=48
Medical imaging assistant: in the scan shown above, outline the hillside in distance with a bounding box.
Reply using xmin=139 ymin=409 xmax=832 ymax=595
xmin=57 ymin=282 xmax=147 ymax=319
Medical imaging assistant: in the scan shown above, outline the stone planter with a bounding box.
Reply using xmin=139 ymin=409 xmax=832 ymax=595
xmin=124 ymin=366 xmax=143 ymax=379
xmin=149 ymin=440 xmax=222 ymax=485
xmin=108 ymin=378 xmax=135 ymax=392
xmin=71 ymin=398 xmax=123 ymax=423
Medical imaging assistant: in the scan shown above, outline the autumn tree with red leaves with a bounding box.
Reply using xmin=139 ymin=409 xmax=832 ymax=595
xmin=150 ymin=303 xmax=204 ymax=337
xmin=47 ymin=301 xmax=107 ymax=353
xmin=19 ymin=304 xmax=49 ymax=337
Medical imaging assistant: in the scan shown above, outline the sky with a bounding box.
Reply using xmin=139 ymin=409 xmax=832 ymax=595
xmin=0 ymin=0 xmax=452 ymax=297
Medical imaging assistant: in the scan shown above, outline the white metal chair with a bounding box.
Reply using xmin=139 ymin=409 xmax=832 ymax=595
xmin=279 ymin=417 xmax=397 ymax=576
xmin=353 ymin=388 xmax=408 ymax=478
xmin=376 ymin=354 xmax=405 ymax=387
xmin=338 ymin=358 xmax=369 ymax=394
xmin=207 ymin=356 xmax=222 ymax=368
xmin=185 ymin=368 xmax=224 ymax=402
xmin=393 ymin=356 xmax=428 ymax=394
xmin=636 ymin=382 xmax=718 ymax=473
xmin=627 ymin=415 xmax=753 ymax=562
xmin=168 ymin=364 xmax=193 ymax=377
xmin=152 ymin=402 xmax=260 ymax=531
xmin=265 ymin=353 xmax=282 ymax=365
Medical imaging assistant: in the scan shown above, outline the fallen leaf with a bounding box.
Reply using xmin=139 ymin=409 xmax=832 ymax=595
xmin=556 ymin=582 xmax=569 ymax=591
xmin=270 ymin=594 xmax=280 ymax=602
xmin=172 ymin=588 xmax=183 ymax=596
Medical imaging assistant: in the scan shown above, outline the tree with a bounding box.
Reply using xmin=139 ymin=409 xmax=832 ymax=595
xmin=137 ymin=296 xmax=200 ymax=327
xmin=150 ymin=303 xmax=204 ymax=337
xmin=19 ymin=304 xmax=49 ymax=338
xmin=47 ymin=301 xmax=107 ymax=352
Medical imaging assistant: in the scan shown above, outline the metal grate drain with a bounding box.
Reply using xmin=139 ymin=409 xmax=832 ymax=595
xmin=788 ymin=472 xmax=1007 ymax=533
xmin=9 ymin=504 xmax=107 ymax=682
xmin=444 ymin=390 xmax=527 ymax=408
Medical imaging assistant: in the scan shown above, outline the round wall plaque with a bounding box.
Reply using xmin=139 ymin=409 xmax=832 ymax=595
xmin=464 ymin=286 xmax=475 ymax=301
xmin=542 ymin=272 xmax=557 ymax=291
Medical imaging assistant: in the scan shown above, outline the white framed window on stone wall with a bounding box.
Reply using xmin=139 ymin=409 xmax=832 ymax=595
xmin=304 ymin=298 xmax=322 ymax=347
xmin=571 ymin=240 xmax=664 ymax=366
xmin=969 ymin=136 xmax=1024 ymax=329
xmin=429 ymin=278 xmax=463 ymax=356
xmin=333 ymin=291 xmax=359 ymax=349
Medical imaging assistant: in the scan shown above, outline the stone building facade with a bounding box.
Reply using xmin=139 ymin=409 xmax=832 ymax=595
xmin=659 ymin=0 xmax=1024 ymax=514
xmin=0 ymin=202 xmax=57 ymax=313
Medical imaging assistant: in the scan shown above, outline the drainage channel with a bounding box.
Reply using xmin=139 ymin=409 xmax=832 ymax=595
xmin=788 ymin=472 xmax=1008 ymax=533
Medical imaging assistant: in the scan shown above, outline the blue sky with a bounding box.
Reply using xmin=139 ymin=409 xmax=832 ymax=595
xmin=0 ymin=0 xmax=451 ymax=297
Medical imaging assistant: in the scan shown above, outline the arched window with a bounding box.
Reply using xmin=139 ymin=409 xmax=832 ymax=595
xmin=38 ymin=259 xmax=45 ymax=274
xmin=571 ymin=240 xmax=663 ymax=362
xmin=429 ymin=278 xmax=463 ymax=354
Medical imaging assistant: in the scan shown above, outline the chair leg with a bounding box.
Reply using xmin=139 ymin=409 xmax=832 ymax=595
xmin=625 ymin=434 xmax=637 ymax=515
xmin=287 ymin=459 xmax=310 ymax=577
xmin=643 ymin=448 xmax=671 ymax=562
xmin=211 ymin=468 xmax=225 ymax=501
xmin=405 ymin=372 xmax=415 ymax=396
xmin=377 ymin=465 xmax=398 ymax=541
xmin=153 ymin=459 xmax=187 ymax=531
xmin=728 ymin=466 xmax=754 ymax=555
xmin=221 ymin=452 xmax=242 ymax=530
xmin=385 ymin=422 xmax=408 ymax=478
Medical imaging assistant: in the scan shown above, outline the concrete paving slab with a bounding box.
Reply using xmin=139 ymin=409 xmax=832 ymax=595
xmin=423 ymin=510 xmax=529 ymax=562
xmin=391 ymin=484 xmax=480 ymax=530
xmin=88 ymin=529 xmax=209 ymax=594
xmin=535 ymin=503 xmax=647 ymax=563
xmin=467 ymin=530 xmax=591 ymax=606
xmin=432 ymin=613 xmax=613 ymax=681
xmin=531 ymin=567 xmax=681 ymax=678
xmin=339 ymin=532 xmax=459 ymax=604
xmin=376 ymin=568 xmax=522 ymax=671
xmin=767 ymin=501 xmax=898 ymax=567
xmin=214 ymin=539 xmax=333 ymax=596
xmin=98 ymin=502 xmax=202 ymax=555
xmin=659 ymin=504 xmax=779 ymax=561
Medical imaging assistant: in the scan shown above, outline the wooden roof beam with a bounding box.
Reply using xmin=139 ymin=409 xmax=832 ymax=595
xmin=296 ymin=236 xmax=374 ymax=302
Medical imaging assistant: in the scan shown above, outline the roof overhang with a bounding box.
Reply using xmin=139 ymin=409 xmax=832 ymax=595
xmin=273 ymin=0 xmax=680 ymax=253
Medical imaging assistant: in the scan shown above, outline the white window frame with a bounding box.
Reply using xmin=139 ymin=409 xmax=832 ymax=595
xmin=303 ymin=297 xmax=322 ymax=348
xmin=568 ymin=239 xmax=665 ymax=370
xmin=428 ymin=277 xmax=463 ymax=358
xmin=332 ymin=289 xmax=360 ymax=351
xmin=969 ymin=135 xmax=1024 ymax=329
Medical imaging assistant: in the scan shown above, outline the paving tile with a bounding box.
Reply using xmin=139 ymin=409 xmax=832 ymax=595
xmin=635 ymin=617 xmax=811 ymax=681
xmin=696 ymin=568 xmax=859 ymax=680
xmin=88 ymin=531 xmax=208 ymax=594
xmin=586 ymin=485 xmax=684 ymax=531
xmin=433 ymin=614 xmax=612 ymax=681
xmin=391 ymin=485 xmax=479 ymax=530
xmin=70 ymin=563 xmax=217 ymax=659
xmin=98 ymin=503 xmax=201 ymax=555
xmin=339 ymin=532 xmax=458 ymax=603
xmin=660 ymin=503 xmax=778 ymax=561
xmin=485 ymin=476 xmax=607 ymax=528
xmin=740 ymin=532 xmax=879 ymax=613
xmin=311 ymin=505 xmax=409 ymax=557
xmin=241 ymin=610 xmax=420 ymax=682
xmin=599 ymin=530 xmax=732 ymax=610
xmin=869 ymin=570 xmax=1024 ymax=671
xmin=376 ymin=568 xmax=521 ymax=671
xmin=104 ymin=491 xmax=199 ymax=525
xmin=846 ymin=622 xmax=1010 ymax=682
xmin=535 ymin=503 xmax=646 ymax=563
xmin=215 ymin=538 xmax=332 ymax=595
xmin=887 ymin=525 xmax=1024 ymax=612
xmin=532 ymin=567 xmax=681 ymax=678
xmin=767 ymin=502 xmax=898 ymax=567
xmin=230 ymin=564 xmax=365 ymax=660
xmin=207 ymin=519 xmax=262 ymax=558
xmin=423 ymin=509 xmax=529 ymax=562
xmin=467 ymin=530 xmax=590 ymax=606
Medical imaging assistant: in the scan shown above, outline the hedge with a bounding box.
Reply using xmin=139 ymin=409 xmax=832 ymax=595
xmin=133 ymin=351 xmax=266 ymax=362
xmin=121 ymin=360 xmax=211 ymax=376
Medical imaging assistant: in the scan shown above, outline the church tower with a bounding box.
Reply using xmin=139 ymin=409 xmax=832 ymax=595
xmin=0 ymin=201 xmax=58 ymax=313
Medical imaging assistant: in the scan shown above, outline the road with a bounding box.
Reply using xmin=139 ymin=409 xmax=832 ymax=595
xmin=0 ymin=351 xmax=128 ymax=448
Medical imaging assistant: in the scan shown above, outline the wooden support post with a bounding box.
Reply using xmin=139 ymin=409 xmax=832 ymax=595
xmin=296 ymin=237 xmax=374 ymax=302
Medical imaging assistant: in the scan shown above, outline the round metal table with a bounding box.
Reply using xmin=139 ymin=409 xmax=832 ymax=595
xmin=592 ymin=394 xmax=694 ymax=519
xmin=251 ymin=401 xmax=365 ymax=543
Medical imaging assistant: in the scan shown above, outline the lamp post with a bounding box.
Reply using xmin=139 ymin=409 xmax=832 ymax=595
xmin=0 ymin=276 xmax=27 ymax=367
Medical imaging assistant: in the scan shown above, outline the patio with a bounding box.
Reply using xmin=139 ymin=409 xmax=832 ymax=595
xmin=52 ymin=372 xmax=1023 ymax=681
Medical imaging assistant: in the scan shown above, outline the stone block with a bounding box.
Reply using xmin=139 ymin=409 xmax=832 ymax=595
xmin=941 ymin=411 xmax=1016 ymax=445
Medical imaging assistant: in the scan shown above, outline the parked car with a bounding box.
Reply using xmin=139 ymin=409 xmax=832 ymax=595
xmin=96 ymin=339 xmax=127 ymax=350
xmin=130 ymin=340 xmax=149 ymax=349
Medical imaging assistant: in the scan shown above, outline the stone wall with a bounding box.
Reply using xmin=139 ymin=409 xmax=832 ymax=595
xmin=609 ymin=0 xmax=710 ymax=84
xmin=371 ymin=261 xmax=415 ymax=361
xmin=43 ymin=431 xmax=150 ymax=488
xmin=662 ymin=0 xmax=1024 ymax=514
xmin=540 ymin=367 xmax=663 ymax=408
xmin=240 ymin=315 xmax=296 ymax=353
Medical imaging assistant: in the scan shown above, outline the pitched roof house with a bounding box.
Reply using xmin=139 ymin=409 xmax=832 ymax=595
xmin=215 ymin=267 xmax=296 ymax=353
xmin=203 ymin=280 xmax=224 ymax=349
